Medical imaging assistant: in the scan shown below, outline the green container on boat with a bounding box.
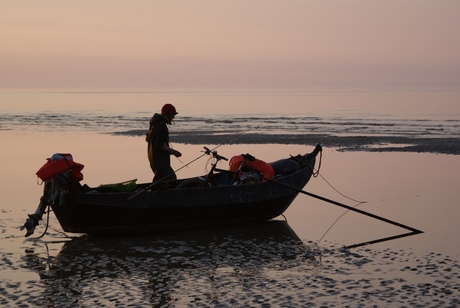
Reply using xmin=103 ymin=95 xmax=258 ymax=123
xmin=98 ymin=179 xmax=137 ymax=192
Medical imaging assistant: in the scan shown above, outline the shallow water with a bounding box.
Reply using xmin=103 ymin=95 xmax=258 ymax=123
xmin=0 ymin=90 xmax=459 ymax=306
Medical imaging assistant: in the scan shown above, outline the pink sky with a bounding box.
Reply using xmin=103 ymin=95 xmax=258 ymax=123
xmin=1 ymin=1 xmax=459 ymax=90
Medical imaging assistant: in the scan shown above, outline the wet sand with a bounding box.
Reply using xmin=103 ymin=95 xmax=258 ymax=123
xmin=116 ymin=130 xmax=460 ymax=155
xmin=1 ymin=220 xmax=459 ymax=307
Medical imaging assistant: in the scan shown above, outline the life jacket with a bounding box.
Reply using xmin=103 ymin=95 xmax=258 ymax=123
xmin=36 ymin=153 xmax=84 ymax=183
xmin=229 ymin=154 xmax=275 ymax=181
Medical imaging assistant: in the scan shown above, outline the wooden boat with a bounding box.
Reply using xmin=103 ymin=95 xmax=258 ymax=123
xmin=23 ymin=145 xmax=322 ymax=236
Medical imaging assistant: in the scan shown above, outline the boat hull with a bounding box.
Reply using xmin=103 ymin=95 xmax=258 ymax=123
xmin=51 ymin=152 xmax=317 ymax=235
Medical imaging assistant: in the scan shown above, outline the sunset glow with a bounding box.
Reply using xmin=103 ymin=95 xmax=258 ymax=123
xmin=1 ymin=1 xmax=459 ymax=90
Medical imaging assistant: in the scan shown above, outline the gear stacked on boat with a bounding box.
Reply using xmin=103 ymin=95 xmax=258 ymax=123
xmin=229 ymin=153 xmax=275 ymax=181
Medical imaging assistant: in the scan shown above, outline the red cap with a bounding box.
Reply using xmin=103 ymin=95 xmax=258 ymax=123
xmin=161 ymin=103 xmax=178 ymax=115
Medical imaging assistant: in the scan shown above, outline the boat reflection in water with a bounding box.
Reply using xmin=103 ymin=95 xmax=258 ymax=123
xmin=24 ymin=221 xmax=321 ymax=306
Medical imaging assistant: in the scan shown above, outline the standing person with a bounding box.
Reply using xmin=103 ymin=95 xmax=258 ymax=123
xmin=146 ymin=103 xmax=182 ymax=183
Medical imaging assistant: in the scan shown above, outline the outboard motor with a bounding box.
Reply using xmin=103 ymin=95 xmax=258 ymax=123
xmin=21 ymin=153 xmax=84 ymax=237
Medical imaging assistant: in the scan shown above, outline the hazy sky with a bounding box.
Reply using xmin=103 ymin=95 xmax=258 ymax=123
xmin=1 ymin=1 xmax=459 ymax=90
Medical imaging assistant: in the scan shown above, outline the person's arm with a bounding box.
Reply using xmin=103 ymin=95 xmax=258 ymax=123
xmin=161 ymin=143 xmax=182 ymax=157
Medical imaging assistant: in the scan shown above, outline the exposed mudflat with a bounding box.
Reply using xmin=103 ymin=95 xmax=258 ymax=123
xmin=1 ymin=221 xmax=459 ymax=307
xmin=166 ymin=131 xmax=460 ymax=155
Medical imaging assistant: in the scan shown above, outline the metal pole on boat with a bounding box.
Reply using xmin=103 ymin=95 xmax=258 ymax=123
xmin=128 ymin=144 xmax=228 ymax=200
xmin=264 ymin=177 xmax=424 ymax=249
xmin=128 ymin=128 xmax=256 ymax=201
xmin=127 ymin=151 xmax=209 ymax=200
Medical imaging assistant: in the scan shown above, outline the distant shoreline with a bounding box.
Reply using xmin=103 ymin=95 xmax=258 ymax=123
xmin=113 ymin=130 xmax=460 ymax=155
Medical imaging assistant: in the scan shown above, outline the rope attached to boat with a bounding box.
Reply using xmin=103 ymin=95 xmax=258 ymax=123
xmin=312 ymin=150 xmax=322 ymax=178
xmin=34 ymin=205 xmax=51 ymax=239
xmin=309 ymin=150 xmax=368 ymax=246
